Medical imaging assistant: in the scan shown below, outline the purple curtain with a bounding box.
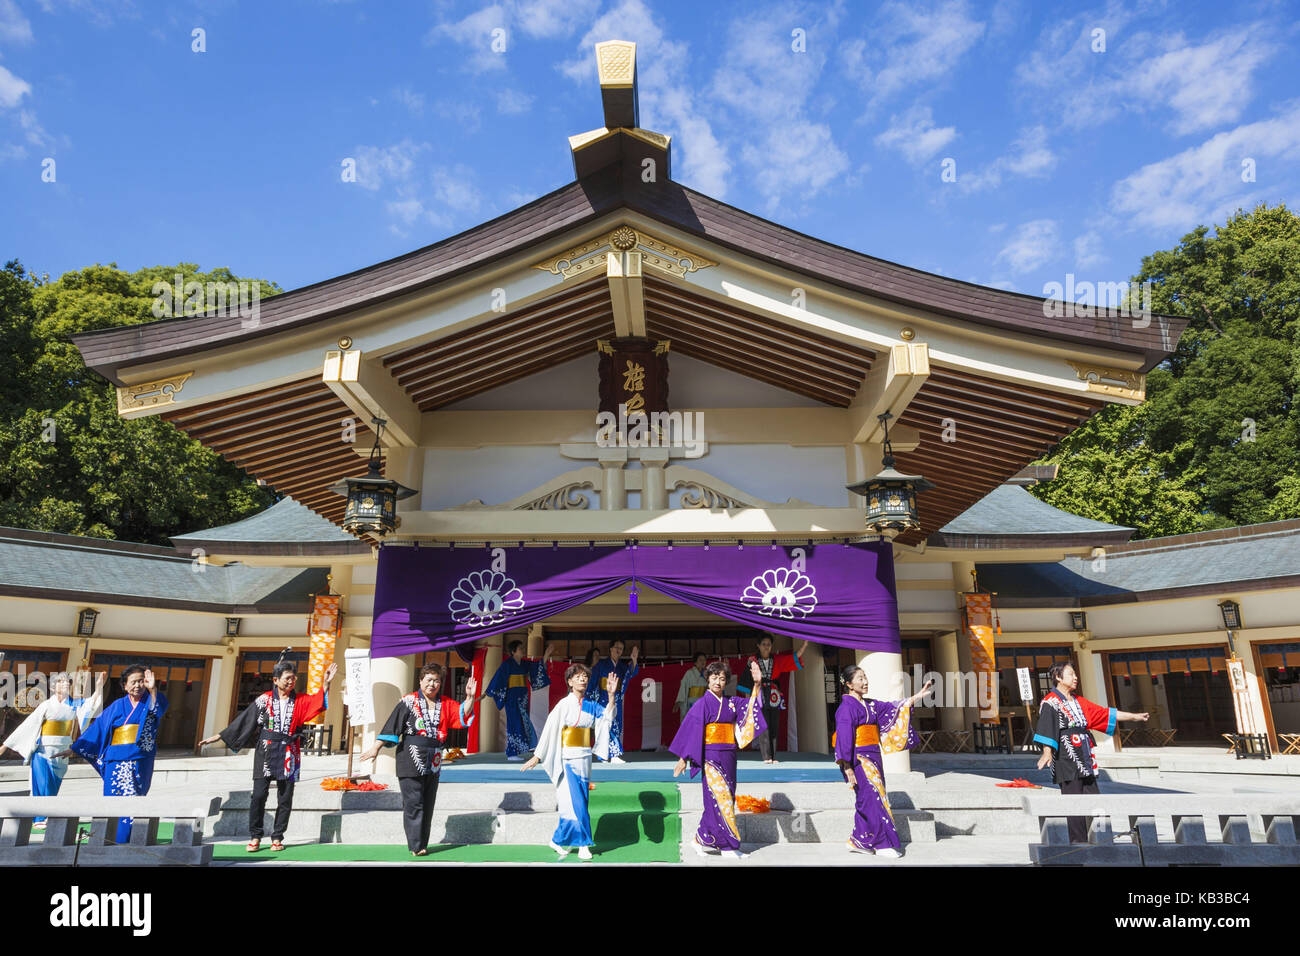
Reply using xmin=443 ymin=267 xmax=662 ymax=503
xmin=370 ymin=543 xmax=900 ymax=658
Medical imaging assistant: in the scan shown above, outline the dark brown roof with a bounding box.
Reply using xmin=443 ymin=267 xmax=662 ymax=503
xmin=73 ymin=164 xmax=1186 ymax=385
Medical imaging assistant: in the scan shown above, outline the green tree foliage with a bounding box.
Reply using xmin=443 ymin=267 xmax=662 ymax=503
xmin=0 ymin=261 xmax=280 ymax=544
xmin=1032 ymin=204 xmax=1300 ymax=537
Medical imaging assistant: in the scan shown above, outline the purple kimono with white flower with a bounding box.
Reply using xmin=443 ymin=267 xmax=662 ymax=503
xmin=669 ymin=690 xmax=765 ymax=852
xmin=833 ymin=695 xmax=917 ymax=852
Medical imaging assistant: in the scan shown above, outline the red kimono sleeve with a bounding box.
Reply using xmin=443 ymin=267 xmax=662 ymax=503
xmin=441 ymin=696 xmax=474 ymax=731
xmin=292 ymin=689 xmax=327 ymax=730
xmin=1078 ymin=696 xmax=1117 ymax=735
xmin=772 ymin=651 xmax=803 ymax=680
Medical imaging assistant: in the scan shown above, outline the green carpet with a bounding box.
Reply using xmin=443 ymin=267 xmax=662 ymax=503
xmin=212 ymin=782 xmax=681 ymax=863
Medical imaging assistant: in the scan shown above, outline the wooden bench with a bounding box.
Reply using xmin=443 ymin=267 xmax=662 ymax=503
xmin=1023 ymin=794 xmax=1300 ymax=866
xmin=0 ymin=795 xmax=221 ymax=866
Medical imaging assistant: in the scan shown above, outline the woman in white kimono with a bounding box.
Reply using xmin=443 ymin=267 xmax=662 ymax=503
xmin=521 ymin=663 xmax=616 ymax=861
xmin=0 ymin=671 xmax=105 ymax=826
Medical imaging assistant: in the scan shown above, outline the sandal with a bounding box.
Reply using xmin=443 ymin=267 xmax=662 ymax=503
xmin=246 ymin=839 xmax=261 ymax=852
xmin=270 ymin=841 xmax=285 ymax=852
xmin=412 ymin=849 xmax=428 ymax=857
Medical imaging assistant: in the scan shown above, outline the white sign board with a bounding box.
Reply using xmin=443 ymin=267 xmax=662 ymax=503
xmin=343 ymin=649 xmax=373 ymax=726
xmin=1016 ymin=667 xmax=1034 ymax=702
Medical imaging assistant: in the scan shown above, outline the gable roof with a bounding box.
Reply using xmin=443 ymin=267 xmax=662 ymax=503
xmin=72 ymin=164 xmax=1186 ymax=386
xmin=170 ymin=496 xmax=371 ymax=558
xmin=927 ymin=484 xmax=1135 ymax=549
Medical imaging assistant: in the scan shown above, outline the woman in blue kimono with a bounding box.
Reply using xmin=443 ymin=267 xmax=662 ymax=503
xmin=521 ymin=663 xmax=615 ymax=860
xmin=586 ymin=639 xmax=638 ymax=763
xmin=60 ymin=665 xmax=168 ymax=844
xmin=484 ymin=641 xmax=552 ymax=760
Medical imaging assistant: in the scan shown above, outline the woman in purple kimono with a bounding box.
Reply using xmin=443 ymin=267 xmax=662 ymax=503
xmin=834 ymin=665 xmax=931 ymax=858
xmin=670 ymin=659 xmax=765 ymax=859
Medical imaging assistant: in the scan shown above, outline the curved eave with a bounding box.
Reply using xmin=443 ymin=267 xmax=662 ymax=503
xmin=925 ymin=529 xmax=1136 ymax=550
xmin=73 ymin=167 xmax=1186 ymax=386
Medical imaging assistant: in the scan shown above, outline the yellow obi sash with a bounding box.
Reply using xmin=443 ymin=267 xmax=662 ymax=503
xmin=41 ymin=719 xmax=74 ymax=737
xmin=704 ymin=722 xmax=735 ymax=745
xmin=831 ymin=725 xmax=880 ymax=748
xmin=601 ymin=675 xmax=616 ymax=691
xmin=111 ymin=724 xmax=140 ymax=746
xmin=508 ymin=675 xmax=529 ymax=689
xmin=561 ymin=726 xmax=592 ymax=748
xmin=687 ymin=685 xmax=706 ymax=699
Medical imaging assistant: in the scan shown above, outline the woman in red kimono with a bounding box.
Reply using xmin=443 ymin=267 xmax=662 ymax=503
xmin=201 ymin=658 xmax=336 ymax=852
xmin=1034 ymin=662 xmax=1147 ymax=843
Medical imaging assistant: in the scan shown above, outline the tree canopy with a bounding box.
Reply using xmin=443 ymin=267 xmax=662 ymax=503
xmin=0 ymin=261 xmax=279 ymax=545
xmin=1031 ymin=204 xmax=1300 ymax=537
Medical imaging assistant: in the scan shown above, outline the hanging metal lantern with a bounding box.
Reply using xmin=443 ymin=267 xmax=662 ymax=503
xmin=328 ymin=417 xmax=416 ymax=536
xmin=845 ymin=412 xmax=933 ymax=540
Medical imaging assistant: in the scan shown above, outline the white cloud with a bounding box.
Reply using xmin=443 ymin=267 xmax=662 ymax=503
xmin=496 ymin=88 xmax=533 ymax=114
xmin=1110 ymin=106 xmax=1300 ymax=232
xmin=1017 ymin=12 xmax=1279 ymax=135
xmin=994 ymin=219 xmax=1060 ymax=273
xmin=0 ymin=0 xmax=33 ymax=43
xmin=431 ymin=0 xmax=600 ymax=72
xmin=562 ymin=0 xmax=733 ymax=198
xmin=874 ymin=106 xmax=956 ymax=163
xmin=1073 ymin=231 xmax=1106 ymax=269
xmin=352 ymin=140 xmax=429 ymax=191
xmin=36 ymin=0 xmax=138 ymax=26
xmin=393 ymin=87 xmax=425 ymax=114
xmin=960 ymin=125 xmax=1057 ymax=191
xmin=0 ymin=64 xmax=31 ymax=108
xmin=704 ymin=4 xmax=849 ymax=207
xmin=847 ymin=0 xmax=985 ymax=110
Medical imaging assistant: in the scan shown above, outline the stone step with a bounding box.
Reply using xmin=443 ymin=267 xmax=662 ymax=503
xmin=681 ymin=808 xmax=937 ymax=844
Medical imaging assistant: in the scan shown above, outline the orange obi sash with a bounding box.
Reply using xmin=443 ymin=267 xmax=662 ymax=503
xmin=561 ymin=726 xmax=592 ymax=748
xmin=507 ymin=675 xmax=529 ymax=689
xmin=110 ymin=724 xmax=139 ymax=746
xmin=831 ymin=725 xmax=880 ymax=749
xmin=704 ymin=722 xmax=735 ymax=745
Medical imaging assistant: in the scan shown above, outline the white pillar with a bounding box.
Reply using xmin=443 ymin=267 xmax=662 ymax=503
xmin=793 ymin=645 xmax=829 ymax=754
xmin=1077 ymin=642 xmax=1114 ymax=752
xmin=368 ymin=654 xmax=413 ymax=779
xmin=860 ymin=649 xmax=910 ymax=774
xmin=950 ymin=559 xmax=978 ymax=731
xmin=933 ymin=630 xmax=962 ymax=731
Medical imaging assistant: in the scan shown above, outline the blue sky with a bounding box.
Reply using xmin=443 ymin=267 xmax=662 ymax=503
xmin=2 ymin=0 xmax=1298 ymax=300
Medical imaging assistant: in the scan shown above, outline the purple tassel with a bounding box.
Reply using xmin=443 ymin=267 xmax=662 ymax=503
xmin=629 ymin=586 xmax=639 ymax=614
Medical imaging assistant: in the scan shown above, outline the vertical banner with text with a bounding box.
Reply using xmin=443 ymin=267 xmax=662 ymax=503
xmin=307 ymin=594 xmax=342 ymax=724
xmin=964 ymin=592 xmax=998 ymax=721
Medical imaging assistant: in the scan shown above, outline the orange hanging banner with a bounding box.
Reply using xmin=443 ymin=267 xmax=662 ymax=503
xmin=307 ymin=594 xmax=342 ymax=725
xmin=964 ymin=592 xmax=999 ymax=722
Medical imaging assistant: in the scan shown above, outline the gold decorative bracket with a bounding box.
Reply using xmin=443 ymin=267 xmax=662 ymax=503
xmin=533 ymin=226 xmax=717 ymax=281
xmin=1067 ymin=361 xmax=1145 ymax=401
xmin=116 ymin=372 xmax=194 ymax=415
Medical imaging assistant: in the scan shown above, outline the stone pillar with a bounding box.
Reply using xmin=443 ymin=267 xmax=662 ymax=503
xmin=1136 ymin=674 xmax=1160 ymax=729
xmin=641 ymin=448 xmax=669 ymax=509
xmin=793 ymin=644 xmax=829 ymax=754
xmin=861 ymin=650 xmax=910 ymax=774
xmin=950 ymin=559 xmax=978 ymax=731
xmin=1077 ymin=642 xmax=1115 ymax=752
xmin=599 ymin=448 xmax=627 ymax=510
xmin=477 ymin=642 xmax=503 ymax=754
xmin=368 ymin=653 xmax=414 ymax=779
xmin=526 ymin=623 xmax=544 ymax=658
xmin=933 ymin=630 xmax=963 ymax=731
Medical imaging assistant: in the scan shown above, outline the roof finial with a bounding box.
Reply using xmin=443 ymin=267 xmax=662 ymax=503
xmin=595 ymin=40 xmax=638 ymax=129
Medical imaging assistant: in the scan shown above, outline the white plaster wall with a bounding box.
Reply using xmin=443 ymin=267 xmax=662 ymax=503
xmin=896 ymin=589 xmax=956 ymax=613
xmin=678 ymin=443 xmax=849 ymax=508
xmin=894 ymin=562 xmax=956 ymax=581
xmin=421 ymin=445 xmax=577 ymax=509
xmin=1086 ymin=590 xmax=1300 ymax=640
xmin=0 ymin=597 xmax=307 ymax=643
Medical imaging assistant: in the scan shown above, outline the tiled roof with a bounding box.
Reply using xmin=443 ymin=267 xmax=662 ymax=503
xmin=939 ymin=485 xmax=1134 ymax=536
xmin=172 ymin=497 xmax=358 ymax=544
xmin=0 ymin=527 xmax=326 ymax=612
xmin=978 ymin=520 xmax=1300 ymax=605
